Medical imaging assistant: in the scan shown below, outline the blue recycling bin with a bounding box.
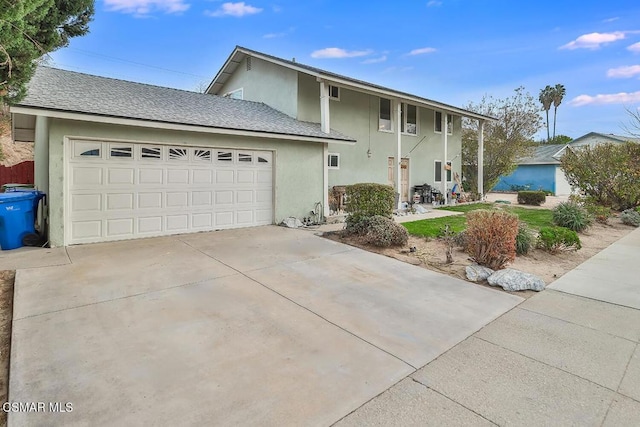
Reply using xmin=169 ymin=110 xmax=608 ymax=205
xmin=0 ymin=191 xmax=43 ymax=250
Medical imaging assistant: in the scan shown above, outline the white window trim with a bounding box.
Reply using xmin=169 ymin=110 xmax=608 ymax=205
xmin=434 ymin=111 xmax=443 ymax=134
xmin=328 ymin=153 xmax=340 ymax=169
xmin=379 ymin=97 xmax=393 ymax=133
xmin=401 ymin=103 xmax=418 ymax=136
xmin=226 ymin=88 xmax=244 ymax=100
xmin=434 ymin=160 xmax=453 ymax=183
xmin=328 ymin=85 xmax=340 ymax=101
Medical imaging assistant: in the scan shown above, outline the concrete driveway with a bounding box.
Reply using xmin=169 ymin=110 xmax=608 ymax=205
xmin=6 ymin=226 xmax=521 ymax=426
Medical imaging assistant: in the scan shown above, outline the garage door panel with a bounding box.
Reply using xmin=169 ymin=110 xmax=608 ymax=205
xmin=107 ymin=218 xmax=134 ymax=237
xmin=68 ymin=142 xmax=273 ymax=244
xmin=139 ymin=168 xmax=163 ymax=184
xmin=106 ymin=193 xmax=134 ymax=210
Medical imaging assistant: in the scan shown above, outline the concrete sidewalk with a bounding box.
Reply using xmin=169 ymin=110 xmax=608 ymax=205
xmin=338 ymin=226 xmax=640 ymax=426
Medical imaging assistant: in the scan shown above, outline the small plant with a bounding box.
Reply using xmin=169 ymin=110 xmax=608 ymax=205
xmin=585 ymin=204 xmax=612 ymax=225
xmin=439 ymin=224 xmax=457 ymax=264
xmin=465 ymin=209 xmax=519 ymax=270
xmin=453 ymin=230 xmax=468 ymax=248
xmin=517 ymin=190 xmax=546 ymax=206
xmin=552 ymin=201 xmax=592 ymax=232
xmin=620 ymin=208 xmax=640 ymax=227
xmin=361 ymin=215 xmax=409 ymax=247
xmin=515 ymin=222 xmax=534 ymax=255
xmin=537 ymin=226 xmax=582 ymax=254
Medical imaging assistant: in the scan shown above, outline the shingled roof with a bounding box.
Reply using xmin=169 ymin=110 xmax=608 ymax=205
xmin=16 ymin=67 xmax=355 ymax=142
xmin=518 ymin=144 xmax=566 ymax=165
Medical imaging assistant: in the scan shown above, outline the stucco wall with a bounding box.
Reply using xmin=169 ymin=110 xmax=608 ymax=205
xmin=46 ymin=119 xmax=323 ymax=246
xmin=215 ymin=56 xmax=298 ymax=118
xmin=296 ymin=73 xmax=462 ymax=195
xmin=493 ymin=164 xmax=556 ymax=193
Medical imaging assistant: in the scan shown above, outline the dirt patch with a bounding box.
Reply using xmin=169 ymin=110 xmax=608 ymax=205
xmin=0 ymin=271 xmax=14 ymax=427
xmin=324 ymin=217 xmax=635 ymax=299
xmin=1 ymin=116 xmax=34 ymax=167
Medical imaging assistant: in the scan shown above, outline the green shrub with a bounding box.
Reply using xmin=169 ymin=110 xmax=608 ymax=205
xmin=552 ymin=202 xmax=592 ymax=232
xmin=561 ymin=142 xmax=640 ymax=211
xmin=515 ymin=223 xmax=534 ymax=255
xmin=453 ymin=230 xmax=468 ymax=248
xmin=465 ymin=210 xmax=519 ymax=270
xmin=537 ymin=226 xmax=582 ymax=254
xmin=345 ymin=183 xmax=395 ymax=231
xmin=517 ymin=191 xmax=546 ymax=206
xmin=585 ymin=204 xmax=612 ymax=224
xmin=620 ymin=209 xmax=640 ymax=227
xmin=361 ymin=215 xmax=409 ymax=247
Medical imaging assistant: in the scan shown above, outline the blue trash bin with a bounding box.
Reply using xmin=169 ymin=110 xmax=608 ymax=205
xmin=0 ymin=192 xmax=40 ymax=250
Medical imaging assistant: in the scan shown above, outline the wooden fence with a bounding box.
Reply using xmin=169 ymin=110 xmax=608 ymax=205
xmin=0 ymin=161 xmax=35 ymax=189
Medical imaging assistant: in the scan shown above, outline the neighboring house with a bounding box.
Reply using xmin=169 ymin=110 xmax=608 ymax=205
xmin=493 ymin=132 xmax=640 ymax=196
xmin=10 ymin=46 xmax=492 ymax=247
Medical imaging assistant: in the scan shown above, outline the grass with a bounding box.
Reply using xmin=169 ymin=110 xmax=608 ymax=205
xmin=403 ymin=203 xmax=554 ymax=238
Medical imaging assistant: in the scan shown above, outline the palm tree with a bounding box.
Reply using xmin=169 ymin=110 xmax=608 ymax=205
xmin=551 ymin=84 xmax=566 ymax=141
xmin=539 ymin=86 xmax=553 ymax=142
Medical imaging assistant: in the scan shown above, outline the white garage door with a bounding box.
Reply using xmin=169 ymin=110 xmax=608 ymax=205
xmin=554 ymin=165 xmax=573 ymax=196
xmin=66 ymin=139 xmax=273 ymax=245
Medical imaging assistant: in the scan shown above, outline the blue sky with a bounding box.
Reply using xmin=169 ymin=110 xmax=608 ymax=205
xmin=48 ymin=0 xmax=640 ymax=139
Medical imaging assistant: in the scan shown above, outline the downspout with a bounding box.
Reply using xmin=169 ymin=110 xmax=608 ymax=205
xmin=441 ymin=112 xmax=448 ymax=205
xmin=319 ymin=79 xmax=330 ymax=217
xmin=396 ymin=101 xmax=402 ymax=209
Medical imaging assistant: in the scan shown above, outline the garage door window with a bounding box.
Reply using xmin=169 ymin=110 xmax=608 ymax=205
xmin=141 ymin=147 xmax=162 ymax=159
xmin=217 ymin=151 xmax=233 ymax=162
xmin=238 ymin=153 xmax=253 ymax=163
xmin=110 ymin=146 xmax=133 ymax=158
xmin=194 ymin=149 xmax=211 ymax=161
xmin=74 ymin=141 xmax=102 ymax=158
xmin=169 ymin=148 xmax=188 ymax=160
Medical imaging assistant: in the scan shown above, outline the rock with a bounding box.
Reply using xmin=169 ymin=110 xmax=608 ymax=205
xmin=414 ymin=204 xmax=428 ymax=214
xmin=487 ymin=268 xmax=545 ymax=292
xmin=465 ymin=264 xmax=494 ymax=282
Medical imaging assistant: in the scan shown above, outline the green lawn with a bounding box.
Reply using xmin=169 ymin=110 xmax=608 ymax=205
xmin=403 ymin=203 xmax=554 ymax=238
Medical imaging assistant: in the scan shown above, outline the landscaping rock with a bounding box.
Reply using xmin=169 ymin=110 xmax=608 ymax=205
xmin=487 ymin=268 xmax=545 ymax=292
xmin=465 ymin=264 xmax=495 ymax=282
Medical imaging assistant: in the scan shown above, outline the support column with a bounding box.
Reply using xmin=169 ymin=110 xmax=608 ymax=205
xmin=477 ymin=120 xmax=485 ymax=200
xmin=396 ymin=101 xmax=402 ymax=209
xmin=319 ymin=80 xmax=330 ymax=134
xmin=34 ymin=115 xmax=49 ymax=233
xmin=441 ymin=112 xmax=448 ymax=205
xmin=323 ymin=143 xmax=329 ymax=218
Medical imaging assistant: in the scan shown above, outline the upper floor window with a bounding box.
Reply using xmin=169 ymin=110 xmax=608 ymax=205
xmin=327 ymin=153 xmax=340 ymax=169
xmin=401 ymin=103 xmax=417 ymax=135
xmin=328 ymin=85 xmax=340 ymax=101
xmin=379 ymin=97 xmax=392 ymax=132
xmin=434 ymin=112 xmax=453 ymax=134
xmin=226 ymin=88 xmax=243 ymax=100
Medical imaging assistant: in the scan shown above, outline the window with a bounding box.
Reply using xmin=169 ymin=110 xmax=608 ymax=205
xmin=435 ymin=112 xmax=453 ymax=134
xmin=110 ymin=146 xmax=132 ymax=158
xmin=141 ymin=147 xmax=162 ymax=159
xmin=435 ymin=160 xmax=452 ymax=182
xmin=379 ymin=97 xmax=392 ymax=131
xmin=327 ymin=153 xmax=340 ymax=169
xmin=401 ymin=103 xmax=417 ymax=135
xmin=80 ymin=149 xmax=100 ymax=157
xmin=217 ymin=151 xmax=233 ymax=162
xmin=328 ymin=85 xmax=340 ymax=100
xmin=169 ymin=148 xmax=188 ymax=160
xmin=226 ymin=88 xmax=243 ymax=100
xmin=258 ymin=156 xmax=270 ymax=164
xmin=238 ymin=153 xmax=253 ymax=163
xmin=194 ymin=149 xmax=211 ymax=161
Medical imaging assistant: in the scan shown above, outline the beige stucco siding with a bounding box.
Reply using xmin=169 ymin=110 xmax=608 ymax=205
xmin=297 ymin=73 xmax=462 ymax=192
xmin=45 ymin=119 xmax=323 ymax=246
xmin=216 ymin=57 xmax=298 ymax=118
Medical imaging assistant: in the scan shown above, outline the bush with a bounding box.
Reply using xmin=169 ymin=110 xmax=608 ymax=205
xmin=345 ymin=183 xmax=395 ymax=231
xmin=620 ymin=209 xmax=640 ymax=227
xmin=537 ymin=226 xmax=582 ymax=254
xmin=453 ymin=230 xmax=468 ymax=248
xmin=561 ymin=142 xmax=640 ymax=211
xmin=585 ymin=204 xmax=612 ymax=224
xmin=552 ymin=202 xmax=592 ymax=232
xmin=517 ymin=190 xmax=546 ymax=206
xmin=465 ymin=210 xmax=519 ymax=270
xmin=360 ymin=216 xmax=409 ymax=247
xmin=515 ymin=223 xmax=534 ymax=255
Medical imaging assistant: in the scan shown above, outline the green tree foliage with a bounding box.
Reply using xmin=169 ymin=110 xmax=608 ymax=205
xmin=539 ymin=85 xmax=553 ymax=142
xmin=1 ymin=0 xmax=94 ymax=104
xmin=561 ymin=142 xmax=640 ymax=211
xmin=462 ymin=87 xmax=541 ymax=196
xmin=551 ymin=84 xmax=565 ymax=140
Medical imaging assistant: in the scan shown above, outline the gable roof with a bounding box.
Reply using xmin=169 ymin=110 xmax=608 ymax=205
xmin=518 ymin=144 xmax=567 ymax=165
xmin=208 ymin=46 xmax=496 ymax=122
xmin=13 ymin=67 xmax=355 ymax=143
xmin=569 ymin=132 xmax=640 ymax=145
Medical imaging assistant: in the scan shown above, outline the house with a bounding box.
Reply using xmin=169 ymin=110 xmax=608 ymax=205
xmin=11 ymin=46 xmax=492 ymax=247
xmin=493 ymin=132 xmax=640 ymax=196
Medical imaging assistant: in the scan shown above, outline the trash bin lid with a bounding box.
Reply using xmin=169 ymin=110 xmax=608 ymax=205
xmin=0 ymin=192 xmax=34 ymax=203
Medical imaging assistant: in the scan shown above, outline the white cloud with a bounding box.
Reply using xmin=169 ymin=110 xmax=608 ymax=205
xmin=628 ymin=42 xmax=640 ymax=53
xmin=362 ymin=55 xmax=387 ymax=64
xmin=310 ymin=48 xmax=372 ymax=59
xmin=569 ymin=91 xmax=640 ymax=106
xmin=607 ymin=65 xmax=640 ymax=78
xmin=603 ymin=17 xmax=619 ymax=23
xmin=206 ymin=2 xmax=262 ymax=17
xmin=104 ymin=0 xmax=190 ymax=15
xmin=560 ymin=31 xmax=626 ymax=50
xmin=427 ymin=1 xmax=442 ymax=6
xmin=408 ymin=47 xmax=437 ymax=55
